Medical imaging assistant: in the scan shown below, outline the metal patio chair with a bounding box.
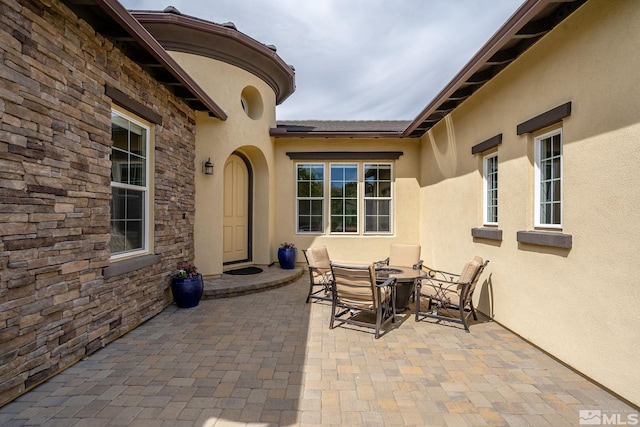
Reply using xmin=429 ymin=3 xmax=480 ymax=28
xmin=377 ymin=243 xmax=423 ymax=270
xmin=415 ymin=256 xmax=489 ymax=332
xmin=376 ymin=243 xmax=423 ymax=308
xmin=329 ymin=262 xmax=397 ymax=339
xmin=303 ymin=246 xmax=333 ymax=303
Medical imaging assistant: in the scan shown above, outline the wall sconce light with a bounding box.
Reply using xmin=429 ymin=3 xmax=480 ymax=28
xmin=202 ymin=157 xmax=214 ymax=175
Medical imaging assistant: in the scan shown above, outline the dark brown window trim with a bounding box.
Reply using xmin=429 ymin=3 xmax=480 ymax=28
xmin=516 ymin=102 xmax=571 ymax=135
xmin=286 ymin=151 xmax=403 ymax=160
xmin=471 ymin=134 xmax=502 ymax=154
xmin=103 ymin=254 xmax=161 ymax=279
xmin=106 ymin=85 xmax=163 ymax=125
xmin=471 ymin=227 xmax=503 ymax=241
xmin=517 ymin=230 xmax=572 ymax=249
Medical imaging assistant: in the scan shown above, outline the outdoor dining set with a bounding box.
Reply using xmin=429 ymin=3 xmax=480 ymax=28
xmin=303 ymin=244 xmax=489 ymax=338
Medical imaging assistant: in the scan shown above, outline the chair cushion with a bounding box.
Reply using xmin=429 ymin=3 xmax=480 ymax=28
xmin=388 ymin=244 xmax=421 ymax=268
xmin=307 ymin=246 xmax=331 ymax=269
xmin=419 ymin=280 xmax=459 ymax=304
xmin=458 ymin=257 xmax=482 ymax=286
xmin=332 ymin=263 xmax=379 ymax=308
xmin=419 ymin=257 xmax=483 ymax=302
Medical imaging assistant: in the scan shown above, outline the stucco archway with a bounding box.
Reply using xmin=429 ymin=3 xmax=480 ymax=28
xmin=223 ymin=147 xmax=271 ymax=269
xmin=195 ymin=144 xmax=272 ymax=277
xmin=222 ymin=152 xmax=252 ymax=265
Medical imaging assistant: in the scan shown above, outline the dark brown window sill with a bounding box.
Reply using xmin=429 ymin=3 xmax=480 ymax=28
xmin=471 ymin=227 xmax=503 ymax=241
xmin=517 ymin=231 xmax=572 ymax=249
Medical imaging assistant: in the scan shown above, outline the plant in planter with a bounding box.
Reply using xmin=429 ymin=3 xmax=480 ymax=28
xmin=277 ymin=242 xmax=297 ymax=269
xmin=171 ymin=263 xmax=204 ymax=308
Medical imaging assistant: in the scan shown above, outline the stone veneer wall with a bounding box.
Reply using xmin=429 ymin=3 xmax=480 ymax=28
xmin=0 ymin=0 xmax=197 ymax=405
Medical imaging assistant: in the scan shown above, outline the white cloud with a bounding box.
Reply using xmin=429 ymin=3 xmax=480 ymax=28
xmin=120 ymin=0 xmax=523 ymax=120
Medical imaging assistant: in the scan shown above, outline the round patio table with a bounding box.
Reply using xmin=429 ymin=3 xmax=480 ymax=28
xmin=376 ymin=267 xmax=426 ymax=311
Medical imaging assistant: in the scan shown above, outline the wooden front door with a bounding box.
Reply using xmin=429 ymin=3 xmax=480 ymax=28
xmin=223 ymin=154 xmax=250 ymax=263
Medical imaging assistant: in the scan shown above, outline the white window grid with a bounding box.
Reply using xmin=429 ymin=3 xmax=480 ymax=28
xmin=330 ymin=163 xmax=359 ymax=234
xmin=534 ymin=128 xmax=563 ymax=228
xmin=295 ymin=163 xmax=325 ymax=234
xmin=483 ymin=153 xmax=498 ymax=226
xmin=363 ymin=163 xmax=393 ymax=234
xmin=110 ymin=109 xmax=150 ymax=259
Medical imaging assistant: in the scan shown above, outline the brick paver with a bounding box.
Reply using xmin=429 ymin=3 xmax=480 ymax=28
xmin=0 ymin=272 xmax=635 ymax=426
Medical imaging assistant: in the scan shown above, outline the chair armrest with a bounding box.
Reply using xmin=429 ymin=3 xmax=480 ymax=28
xmin=375 ymin=257 xmax=390 ymax=268
xmin=421 ymin=265 xmax=461 ymax=281
xmin=420 ymin=275 xmax=471 ymax=290
xmin=376 ymin=276 xmax=397 ymax=288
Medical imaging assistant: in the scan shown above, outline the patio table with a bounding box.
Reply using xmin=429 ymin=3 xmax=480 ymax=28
xmin=376 ymin=266 xmax=426 ymax=311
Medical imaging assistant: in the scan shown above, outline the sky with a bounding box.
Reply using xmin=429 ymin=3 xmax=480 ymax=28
xmin=119 ymin=0 xmax=524 ymax=121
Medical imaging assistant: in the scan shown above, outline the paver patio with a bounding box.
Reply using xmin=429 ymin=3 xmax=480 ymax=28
xmin=0 ymin=273 xmax=635 ymax=426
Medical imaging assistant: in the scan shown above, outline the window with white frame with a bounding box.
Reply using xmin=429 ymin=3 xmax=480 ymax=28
xmin=296 ymin=163 xmax=325 ymax=233
xmin=110 ymin=110 xmax=150 ymax=257
xmin=483 ymin=153 xmax=498 ymax=225
xmin=295 ymin=161 xmax=394 ymax=235
xmin=534 ymin=129 xmax=562 ymax=227
xmin=330 ymin=163 xmax=359 ymax=233
xmin=364 ymin=163 xmax=392 ymax=233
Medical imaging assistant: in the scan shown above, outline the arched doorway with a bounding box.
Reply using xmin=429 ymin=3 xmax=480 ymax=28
xmin=223 ymin=152 xmax=253 ymax=264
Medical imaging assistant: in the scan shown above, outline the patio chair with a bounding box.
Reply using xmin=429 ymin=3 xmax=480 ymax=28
xmin=376 ymin=243 xmax=422 ymax=307
xmin=329 ymin=262 xmax=397 ymax=339
xmin=303 ymin=246 xmax=333 ymax=303
xmin=415 ymin=256 xmax=489 ymax=332
xmin=377 ymin=243 xmax=423 ymax=270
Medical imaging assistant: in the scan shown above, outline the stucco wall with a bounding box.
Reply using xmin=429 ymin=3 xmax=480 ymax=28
xmin=419 ymin=0 xmax=640 ymax=405
xmin=0 ymin=0 xmax=198 ymax=405
xmin=273 ymin=138 xmax=422 ymax=264
xmin=167 ymin=52 xmax=278 ymax=276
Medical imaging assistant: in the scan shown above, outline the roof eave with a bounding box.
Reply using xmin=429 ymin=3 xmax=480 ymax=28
xmin=132 ymin=11 xmax=296 ymax=105
xmin=61 ymin=0 xmax=227 ymax=120
xmin=270 ymin=129 xmax=404 ymax=139
xmin=403 ymin=0 xmax=587 ymax=137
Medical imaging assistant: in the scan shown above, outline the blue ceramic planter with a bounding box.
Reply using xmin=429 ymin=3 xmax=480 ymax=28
xmin=278 ymin=247 xmax=297 ymax=269
xmin=171 ymin=274 xmax=204 ymax=308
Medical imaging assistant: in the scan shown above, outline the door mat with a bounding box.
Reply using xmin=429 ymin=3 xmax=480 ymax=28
xmin=225 ymin=266 xmax=263 ymax=275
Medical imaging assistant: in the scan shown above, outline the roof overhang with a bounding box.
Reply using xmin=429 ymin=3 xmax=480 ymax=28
xmin=270 ymin=129 xmax=404 ymax=139
xmin=403 ymin=0 xmax=587 ymax=138
xmin=131 ymin=9 xmax=296 ymax=105
xmin=271 ymin=120 xmax=410 ymax=139
xmin=59 ymin=0 xmax=227 ymax=119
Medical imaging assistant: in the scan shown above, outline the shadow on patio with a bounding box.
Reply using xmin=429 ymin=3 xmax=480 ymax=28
xmin=0 ymin=274 xmax=635 ymax=426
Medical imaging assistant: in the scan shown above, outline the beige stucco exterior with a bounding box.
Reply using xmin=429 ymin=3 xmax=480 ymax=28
xmin=167 ymin=0 xmax=640 ymax=405
xmin=418 ymin=0 xmax=640 ymax=405
xmin=167 ymin=52 xmax=279 ymax=276
xmin=272 ymin=138 xmax=422 ymax=263
xmin=160 ymin=0 xmax=640 ymax=405
xmin=3 ymin=0 xmax=639 ymax=409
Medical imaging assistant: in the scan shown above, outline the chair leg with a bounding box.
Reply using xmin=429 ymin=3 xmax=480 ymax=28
xmin=470 ymin=301 xmax=478 ymax=320
xmin=306 ymin=283 xmax=313 ymax=303
xmin=461 ymin=312 xmax=470 ymax=332
xmin=459 ymin=297 xmax=471 ymax=333
xmin=414 ymin=284 xmax=421 ymax=321
xmin=306 ymin=272 xmax=315 ymax=303
xmin=391 ymin=287 xmax=396 ymax=324
xmin=329 ymin=299 xmax=337 ymax=330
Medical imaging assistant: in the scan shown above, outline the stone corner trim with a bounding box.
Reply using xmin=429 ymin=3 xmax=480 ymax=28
xmin=516 ymin=230 xmax=572 ymax=249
